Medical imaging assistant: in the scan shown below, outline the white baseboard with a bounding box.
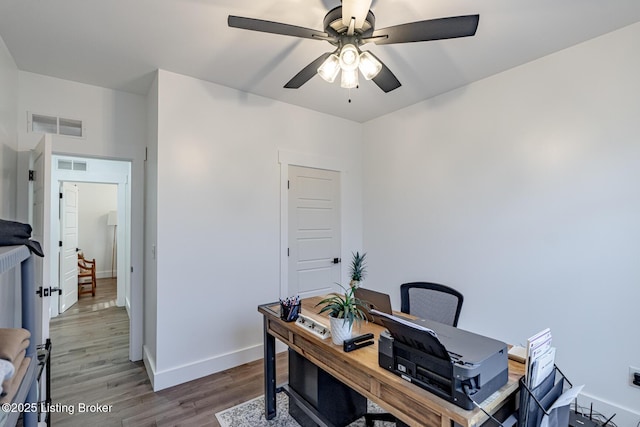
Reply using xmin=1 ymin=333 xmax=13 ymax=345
xmin=577 ymin=392 xmax=640 ymax=426
xmin=96 ymin=271 xmax=116 ymax=279
xmin=148 ymin=344 xmax=264 ymax=391
xmin=142 ymin=345 xmax=157 ymax=390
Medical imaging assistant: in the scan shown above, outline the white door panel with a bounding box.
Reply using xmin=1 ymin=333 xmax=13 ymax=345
xmin=297 ymin=209 xmax=332 ymax=230
xmin=298 ymin=237 xmax=333 ymax=260
xmin=298 ymin=175 xmax=334 ymax=200
xmin=288 ymin=166 xmax=341 ymax=298
xmin=30 ymin=135 xmax=52 ymax=346
xmin=297 ymin=267 xmax=334 ymax=294
xmin=60 ymin=182 xmax=79 ymax=313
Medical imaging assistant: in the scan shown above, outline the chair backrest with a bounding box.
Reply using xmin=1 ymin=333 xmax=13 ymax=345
xmin=78 ymin=253 xmax=95 ymax=272
xmin=400 ymin=282 xmax=464 ymax=327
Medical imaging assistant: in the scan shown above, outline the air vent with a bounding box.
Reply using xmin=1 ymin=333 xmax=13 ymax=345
xmin=59 ymin=118 xmax=83 ymax=137
xmin=72 ymin=161 xmax=87 ymax=171
xmin=57 ymin=160 xmax=73 ymax=170
xmin=28 ymin=112 xmax=85 ymax=138
xmin=31 ymin=114 xmax=57 ymax=134
xmin=57 ymin=159 xmax=87 ymax=171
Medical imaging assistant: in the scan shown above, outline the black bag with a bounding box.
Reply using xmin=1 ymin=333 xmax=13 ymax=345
xmin=0 ymin=219 xmax=45 ymax=257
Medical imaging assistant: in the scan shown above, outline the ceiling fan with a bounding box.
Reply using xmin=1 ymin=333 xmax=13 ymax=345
xmin=228 ymin=0 xmax=479 ymax=93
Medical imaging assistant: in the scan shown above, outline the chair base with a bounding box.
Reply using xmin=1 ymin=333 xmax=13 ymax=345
xmin=78 ymin=281 xmax=95 ymax=297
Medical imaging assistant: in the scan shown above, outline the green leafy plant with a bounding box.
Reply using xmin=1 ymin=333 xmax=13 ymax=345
xmin=349 ymin=251 xmax=367 ymax=288
xmin=315 ymin=284 xmax=368 ymax=328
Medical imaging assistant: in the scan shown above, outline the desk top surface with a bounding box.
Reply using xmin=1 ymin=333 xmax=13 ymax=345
xmin=259 ymin=295 xmax=525 ymax=427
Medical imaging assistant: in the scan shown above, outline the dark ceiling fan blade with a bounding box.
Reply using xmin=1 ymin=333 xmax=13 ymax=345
xmin=367 ymin=52 xmax=401 ymax=93
xmin=284 ymin=52 xmax=333 ymax=89
xmin=372 ymin=14 xmax=479 ymax=45
xmin=228 ymin=15 xmax=330 ymax=41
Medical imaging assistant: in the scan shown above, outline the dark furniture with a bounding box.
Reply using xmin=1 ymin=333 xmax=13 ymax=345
xmin=288 ymin=349 xmax=367 ymax=426
xmin=258 ymin=297 xmax=522 ymax=427
xmin=400 ymin=282 xmax=464 ymax=327
xmin=78 ymin=252 xmax=97 ymax=297
xmin=365 ymin=282 xmax=464 ymax=426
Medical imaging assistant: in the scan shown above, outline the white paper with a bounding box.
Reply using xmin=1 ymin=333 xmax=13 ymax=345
xmin=370 ymin=309 xmax=438 ymax=337
xmin=531 ymin=347 xmax=556 ymax=388
xmin=539 ymin=384 xmax=584 ymax=427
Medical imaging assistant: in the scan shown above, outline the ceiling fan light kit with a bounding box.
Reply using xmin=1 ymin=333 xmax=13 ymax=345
xmin=358 ymin=51 xmax=382 ymax=80
xmin=341 ymin=68 xmax=359 ymax=89
xmin=317 ymin=53 xmax=341 ymax=83
xmin=228 ymin=0 xmax=479 ymax=94
xmin=339 ymin=44 xmax=360 ymax=70
xmin=317 ymin=42 xmax=381 ymax=88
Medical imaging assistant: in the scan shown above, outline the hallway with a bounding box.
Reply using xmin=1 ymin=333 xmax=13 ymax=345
xmin=48 ymin=278 xmax=287 ymax=426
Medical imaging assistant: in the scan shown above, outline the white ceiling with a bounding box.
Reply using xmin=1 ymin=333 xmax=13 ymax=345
xmin=1 ymin=0 xmax=640 ymax=123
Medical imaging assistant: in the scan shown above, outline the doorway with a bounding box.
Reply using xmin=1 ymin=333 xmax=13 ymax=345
xmin=279 ymin=150 xmax=346 ymax=299
xmin=58 ymin=182 xmax=118 ymax=314
xmin=49 ymin=155 xmax=135 ymax=358
xmin=287 ymin=165 xmax=341 ymax=298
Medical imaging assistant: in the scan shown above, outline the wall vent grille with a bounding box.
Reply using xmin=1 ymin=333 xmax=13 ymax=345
xmin=28 ymin=112 xmax=85 ymax=138
xmin=57 ymin=159 xmax=87 ymax=171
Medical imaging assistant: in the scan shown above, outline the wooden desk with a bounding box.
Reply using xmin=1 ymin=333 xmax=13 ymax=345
xmin=259 ymin=296 xmax=525 ymax=427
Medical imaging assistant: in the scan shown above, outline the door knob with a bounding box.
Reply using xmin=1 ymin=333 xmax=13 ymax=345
xmin=333 ymin=258 xmax=341 ymax=264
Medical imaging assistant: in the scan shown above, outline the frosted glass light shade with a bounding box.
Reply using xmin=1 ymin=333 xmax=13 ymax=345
xmin=339 ymin=44 xmax=360 ymax=71
xmin=318 ymin=54 xmax=341 ymax=83
xmin=341 ymin=69 xmax=359 ymax=89
xmin=359 ymin=51 xmax=382 ymax=80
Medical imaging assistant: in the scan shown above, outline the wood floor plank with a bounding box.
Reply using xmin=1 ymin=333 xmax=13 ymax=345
xmin=48 ymin=278 xmax=288 ymax=426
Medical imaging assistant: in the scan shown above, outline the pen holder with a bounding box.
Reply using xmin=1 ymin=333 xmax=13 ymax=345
xmin=280 ymin=302 xmax=301 ymax=322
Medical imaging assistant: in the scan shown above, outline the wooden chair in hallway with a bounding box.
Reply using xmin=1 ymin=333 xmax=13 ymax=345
xmin=78 ymin=252 xmax=97 ymax=297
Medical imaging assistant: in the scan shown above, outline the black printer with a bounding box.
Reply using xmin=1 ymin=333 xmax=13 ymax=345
xmin=378 ymin=314 xmax=508 ymax=410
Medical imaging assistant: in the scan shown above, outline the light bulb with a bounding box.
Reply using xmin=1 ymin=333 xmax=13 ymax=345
xmin=341 ymin=69 xmax=359 ymax=89
xmin=359 ymin=51 xmax=382 ymax=80
xmin=339 ymin=44 xmax=360 ymax=71
xmin=317 ymin=54 xmax=340 ymax=83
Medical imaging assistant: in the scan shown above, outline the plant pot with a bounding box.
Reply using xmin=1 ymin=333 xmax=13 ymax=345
xmin=329 ymin=316 xmax=352 ymax=345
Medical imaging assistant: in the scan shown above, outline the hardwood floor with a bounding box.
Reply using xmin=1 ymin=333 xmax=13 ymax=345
xmin=49 ymin=278 xmax=287 ymax=426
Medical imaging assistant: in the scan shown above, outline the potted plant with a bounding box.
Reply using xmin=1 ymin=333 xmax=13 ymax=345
xmin=348 ymin=251 xmax=367 ymax=289
xmin=316 ymin=284 xmax=368 ymax=345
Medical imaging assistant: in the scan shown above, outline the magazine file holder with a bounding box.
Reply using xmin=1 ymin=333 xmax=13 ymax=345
xmin=518 ymin=365 xmax=572 ymax=427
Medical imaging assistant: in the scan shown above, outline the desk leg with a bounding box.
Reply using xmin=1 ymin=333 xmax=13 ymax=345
xmin=263 ymin=316 xmax=276 ymax=420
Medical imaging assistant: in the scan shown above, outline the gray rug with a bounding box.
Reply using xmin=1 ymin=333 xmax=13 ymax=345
xmin=215 ymin=393 xmax=394 ymax=427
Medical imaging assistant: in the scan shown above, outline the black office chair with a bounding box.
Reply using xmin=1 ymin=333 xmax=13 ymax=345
xmin=400 ymin=282 xmax=464 ymax=327
xmin=364 ymin=282 xmax=463 ymax=427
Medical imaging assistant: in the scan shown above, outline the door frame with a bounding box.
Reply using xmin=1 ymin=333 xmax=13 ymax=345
xmin=50 ymin=155 xmax=138 ymax=360
xmin=278 ymin=150 xmax=348 ymax=299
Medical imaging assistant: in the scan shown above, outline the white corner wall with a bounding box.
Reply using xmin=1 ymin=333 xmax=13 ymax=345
xmin=143 ymin=72 xmax=159 ymax=382
xmin=150 ymin=70 xmax=362 ymax=390
xmin=75 ymin=182 xmax=118 ymax=278
xmin=362 ymin=23 xmax=640 ymax=423
xmin=0 ymin=35 xmax=19 ymax=328
xmin=0 ymin=36 xmax=18 ymax=219
xmin=17 ymin=72 xmax=147 ymax=361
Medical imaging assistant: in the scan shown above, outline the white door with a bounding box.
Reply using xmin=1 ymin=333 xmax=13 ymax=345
xmin=59 ymin=182 xmax=79 ymax=313
xmin=30 ymin=135 xmax=53 ymax=346
xmin=288 ymin=166 xmax=341 ymax=298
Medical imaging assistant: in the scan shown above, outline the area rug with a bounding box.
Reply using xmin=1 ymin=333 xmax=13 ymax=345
xmin=215 ymin=393 xmax=394 ymax=427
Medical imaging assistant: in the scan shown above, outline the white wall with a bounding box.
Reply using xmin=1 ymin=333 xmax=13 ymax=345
xmin=0 ymin=37 xmax=18 ymax=219
xmin=143 ymin=72 xmax=158 ymax=380
xmin=363 ymin=23 xmax=640 ymax=423
xmin=0 ymin=35 xmax=19 ymax=327
xmin=17 ymin=72 xmax=147 ymax=360
xmin=148 ymin=70 xmax=362 ymax=390
xmin=75 ymin=182 xmax=117 ymax=278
